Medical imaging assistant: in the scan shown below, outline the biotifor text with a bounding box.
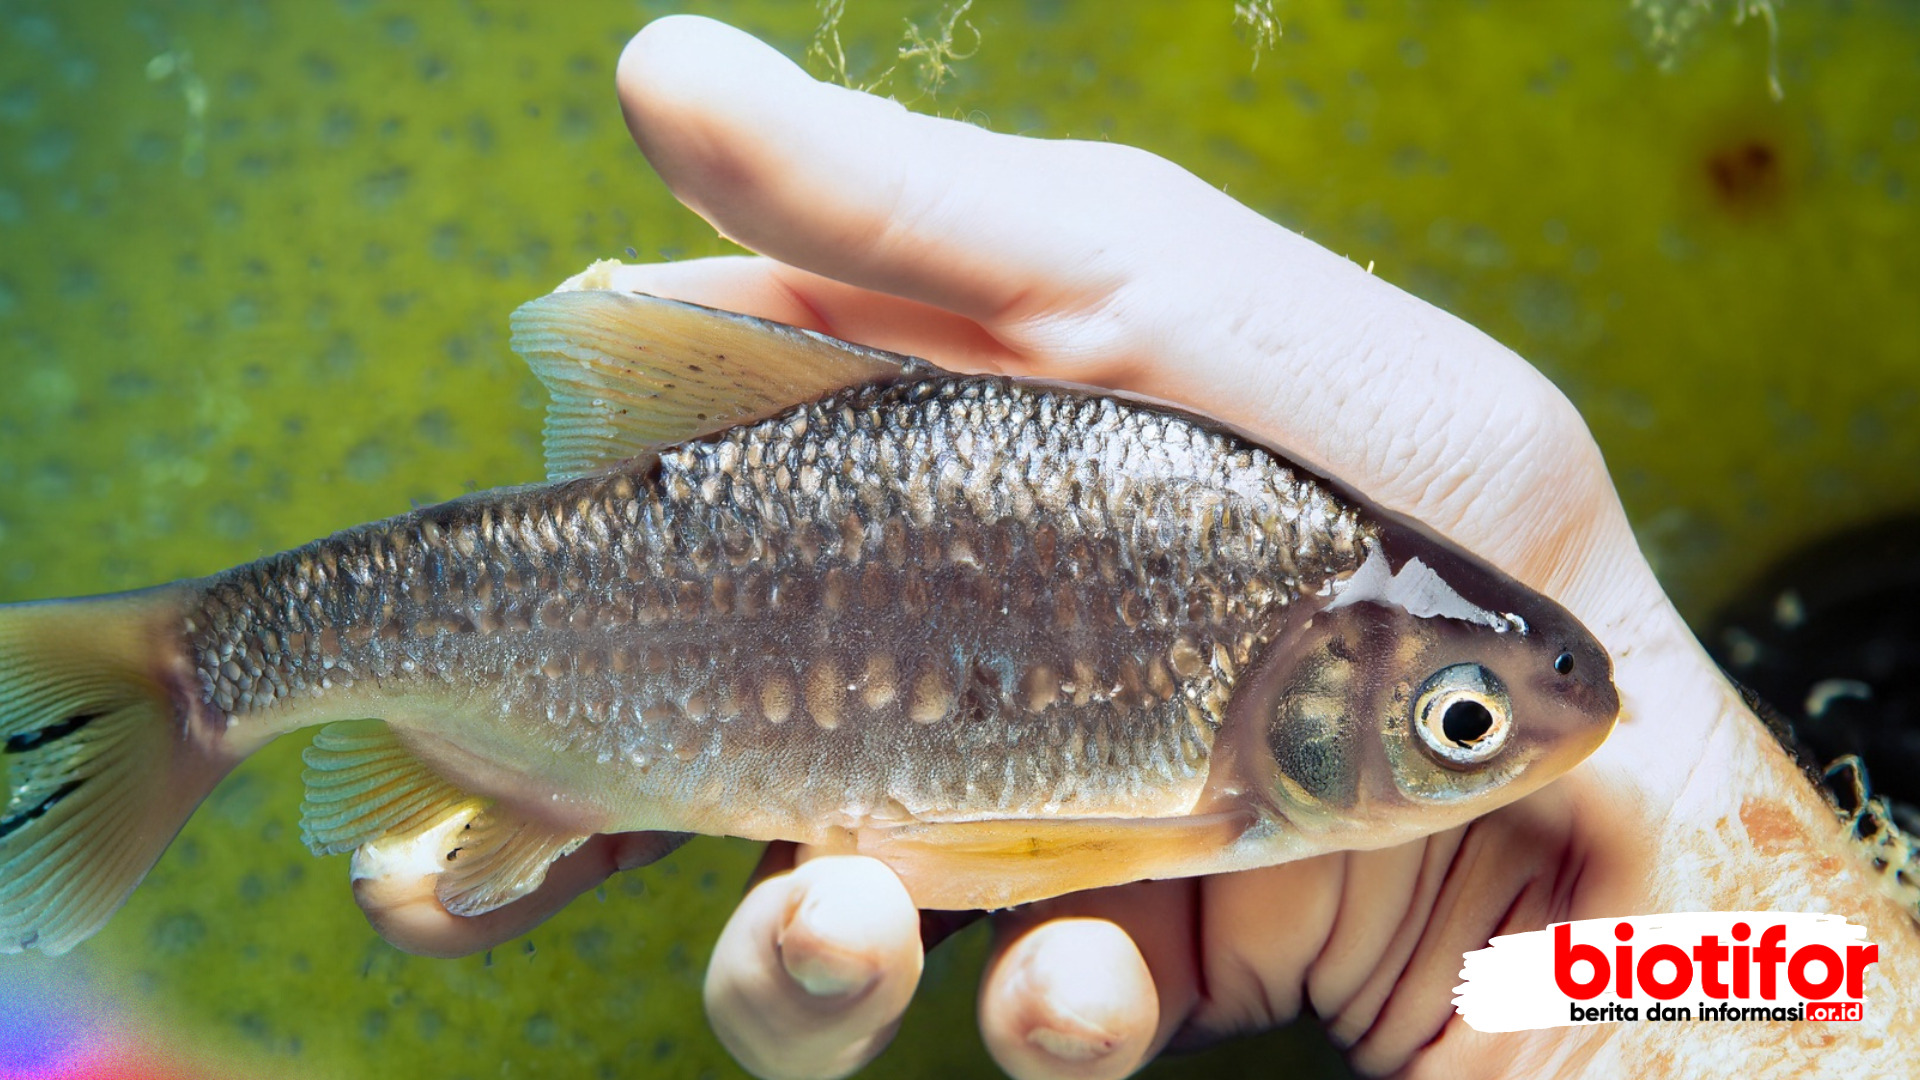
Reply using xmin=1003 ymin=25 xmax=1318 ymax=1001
xmin=1454 ymin=912 xmax=1880 ymax=1032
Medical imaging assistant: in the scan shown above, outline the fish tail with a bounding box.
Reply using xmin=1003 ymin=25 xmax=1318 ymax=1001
xmin=0 ymin=587 xmax=225 ymax=954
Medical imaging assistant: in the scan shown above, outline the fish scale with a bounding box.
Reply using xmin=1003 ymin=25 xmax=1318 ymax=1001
xmin=185 ymin=377 xmax=1366 ymax=832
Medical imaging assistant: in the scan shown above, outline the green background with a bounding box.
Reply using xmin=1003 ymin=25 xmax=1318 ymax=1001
xmin=0 ymin=0 xmax=1913 ymax=1076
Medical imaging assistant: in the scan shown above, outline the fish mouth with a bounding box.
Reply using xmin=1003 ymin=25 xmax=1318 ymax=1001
xmin=1546 ymin=688 xmax=1622 ymax=778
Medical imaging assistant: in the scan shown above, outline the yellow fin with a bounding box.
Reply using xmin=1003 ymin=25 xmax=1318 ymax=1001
xmin=299 ymin=720 xmax=481 ymax=855
xmin=436 ymin=810 xmax=587 ymax=917
xmin=855 ymin=811 xmax=1255 ymax=911
xmin=301 ymin=720 xmax=586 ymax=917
xmin=509 ymin=282 xmax=933 ymax=480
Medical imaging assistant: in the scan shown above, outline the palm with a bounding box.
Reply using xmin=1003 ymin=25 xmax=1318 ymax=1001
xmin=346 ymin=16 xmax=1897 ymax=1080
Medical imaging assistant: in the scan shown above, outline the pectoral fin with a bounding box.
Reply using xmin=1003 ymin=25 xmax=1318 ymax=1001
xmin=300 ymin=720 xmax=482 ymax=855
xmin=301 ymin=721 xmax=587 ymax=916
xmin=510 ymin=270 xmax=935 ymax=479
xmin=852 ymin=811 xmax=1256 ymax=911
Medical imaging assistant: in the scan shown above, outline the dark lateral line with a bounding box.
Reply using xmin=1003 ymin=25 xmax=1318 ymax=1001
xmin=0 ymin=779 xmax=85 ymax=841
xmin=4 ymin=713 xmax=102 ymax=755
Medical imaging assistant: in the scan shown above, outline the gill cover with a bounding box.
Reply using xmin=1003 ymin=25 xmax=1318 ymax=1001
xmin=1230 ymin=527 xmax=1617 ymax=846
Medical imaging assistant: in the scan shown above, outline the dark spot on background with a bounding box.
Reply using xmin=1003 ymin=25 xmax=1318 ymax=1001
xmin=150 ymin=911 xmax=207 ymax=954
xmin=1704 ymin=136 xmax=1786 ymax=213
xmin=522 ymin=1012 xmax=556 ymax=1047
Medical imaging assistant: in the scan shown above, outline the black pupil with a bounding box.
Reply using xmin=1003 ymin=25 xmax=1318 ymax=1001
xmin=1554 ymin=651 xmax=1575 ymax=675
xmin=1442 ymin=699 xmax=1495 ymax=746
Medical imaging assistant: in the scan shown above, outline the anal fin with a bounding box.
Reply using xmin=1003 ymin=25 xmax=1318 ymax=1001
xmin=300 ymin=721 xmax=587 ymax=917
xmin=437 ymin=811 xmax=588 ymax=917
xmin=853 ymin=811 xmax=1257 ymax=911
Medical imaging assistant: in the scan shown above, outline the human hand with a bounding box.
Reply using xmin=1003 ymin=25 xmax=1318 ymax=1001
xmin=352 ymin=16 xmax=1918 ymax=1078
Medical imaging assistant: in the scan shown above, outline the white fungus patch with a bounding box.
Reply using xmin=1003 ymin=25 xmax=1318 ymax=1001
xmin=1325 ymin=544 xmax=1510 ymax=631
xmin=348 ymin=805 xmax=481 ymax=884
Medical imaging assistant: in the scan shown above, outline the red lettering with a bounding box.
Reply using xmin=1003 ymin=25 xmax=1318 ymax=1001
xmin=1637 ymin=944 xmax=1693 ymax=1000
xmin=1554 ymin=923 xmax=1608 ymax=1000
xmin=1614 ymin=922 xmax=1634 ymax=998
xmin=1756 ymin=925 xmax=1788 ymax=1000
xmin=1551 ymin=919 xmax=1878 ymax=1011
xmin=1693 ymin=935 xmax=1729 ymax=998
xmin=1789 ymin=944 xmax=1844 ymax=1000
xmin=1847 ymin=944 xmax=1878 ymax=998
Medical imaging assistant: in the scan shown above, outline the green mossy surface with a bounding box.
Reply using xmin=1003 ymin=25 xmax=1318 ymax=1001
xmin=0 ymin=1 xmax=1913 ymax=1076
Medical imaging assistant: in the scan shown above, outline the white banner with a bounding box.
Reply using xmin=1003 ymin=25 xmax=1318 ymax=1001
xmin=1454 ymin=912 xmax=1878 ymax=1033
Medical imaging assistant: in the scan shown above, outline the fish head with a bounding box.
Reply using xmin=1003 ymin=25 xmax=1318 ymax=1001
xmin=1231 ymin=522 xmax=1618 ymax=847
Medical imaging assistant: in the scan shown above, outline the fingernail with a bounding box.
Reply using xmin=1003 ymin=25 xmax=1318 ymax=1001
xmin=782 ymin=946 xmax=878 ymax=998
xmin=1002 ymin=920 xmax=1146 ymax=1067
xmin=777 ymin=891 xmax=880 ymax=998
xmin=1027 ymin=1009 xmax=1121 ymax=1062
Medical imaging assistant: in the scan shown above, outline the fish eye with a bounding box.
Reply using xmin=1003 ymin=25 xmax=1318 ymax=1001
xmin=1412 ymin=663 xmax=1512 ymax=767
xmin=1554 ymin=651 xmax=1575 ymax=675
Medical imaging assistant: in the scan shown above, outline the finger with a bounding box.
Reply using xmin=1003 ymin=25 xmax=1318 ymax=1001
xmin=574 ymin=255 xmax=1022 ymax=373
xmin=616 ymin=16 xmax=1241 ymax=354
xmin=614 ymin=17 xmax=1649 ymax=622
xmin=746 ymin=838 xmax=800 ymax=889
xmin=978 ymin=918 xmax=1160 ymax=1080
xmin=618 ymin=16 xmax=1099 ymax=323
xmin=705 ymin=855 xmax=923 ymax=1080
xmin=1346 ymin=791 xmax=1577 ymax=1074
xmin=771 ymin=837 xmax=987 ymax=952
xmin=762 ymin=838 xmax=983 ymax=952
xmin=978 ymin=880 xmax=1200 ymax=1080
xmin=1308 ymin=839 xmax=1459 ymax=1049
xmin=350 ymin=830 xmax=686 ymax=958
xmin=1182 ymin=855 xmax=1344 ymax=1040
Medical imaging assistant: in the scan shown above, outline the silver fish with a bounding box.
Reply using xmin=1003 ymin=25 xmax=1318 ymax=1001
xmin=0 ymin=271 xmax=1618 ymax=954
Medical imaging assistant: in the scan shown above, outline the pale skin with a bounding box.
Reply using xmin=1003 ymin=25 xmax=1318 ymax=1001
xmin=348 ymin=16 xmax=1920 ymax=1079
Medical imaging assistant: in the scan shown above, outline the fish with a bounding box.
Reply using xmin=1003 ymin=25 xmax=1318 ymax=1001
xmin=0 ymin=264 xmax=1619 ymax=955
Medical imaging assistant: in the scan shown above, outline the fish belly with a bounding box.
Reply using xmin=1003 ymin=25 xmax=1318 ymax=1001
xmin=183 ymin=378 xmax=1369 ymax=861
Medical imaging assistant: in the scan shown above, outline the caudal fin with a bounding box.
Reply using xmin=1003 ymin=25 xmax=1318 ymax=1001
xmin=0 ymin=588 xmax=222 ymax=954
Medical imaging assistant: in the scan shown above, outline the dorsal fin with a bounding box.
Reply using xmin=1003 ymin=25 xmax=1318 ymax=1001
xmin=509 ymin=280 xmax=934 ymax=480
